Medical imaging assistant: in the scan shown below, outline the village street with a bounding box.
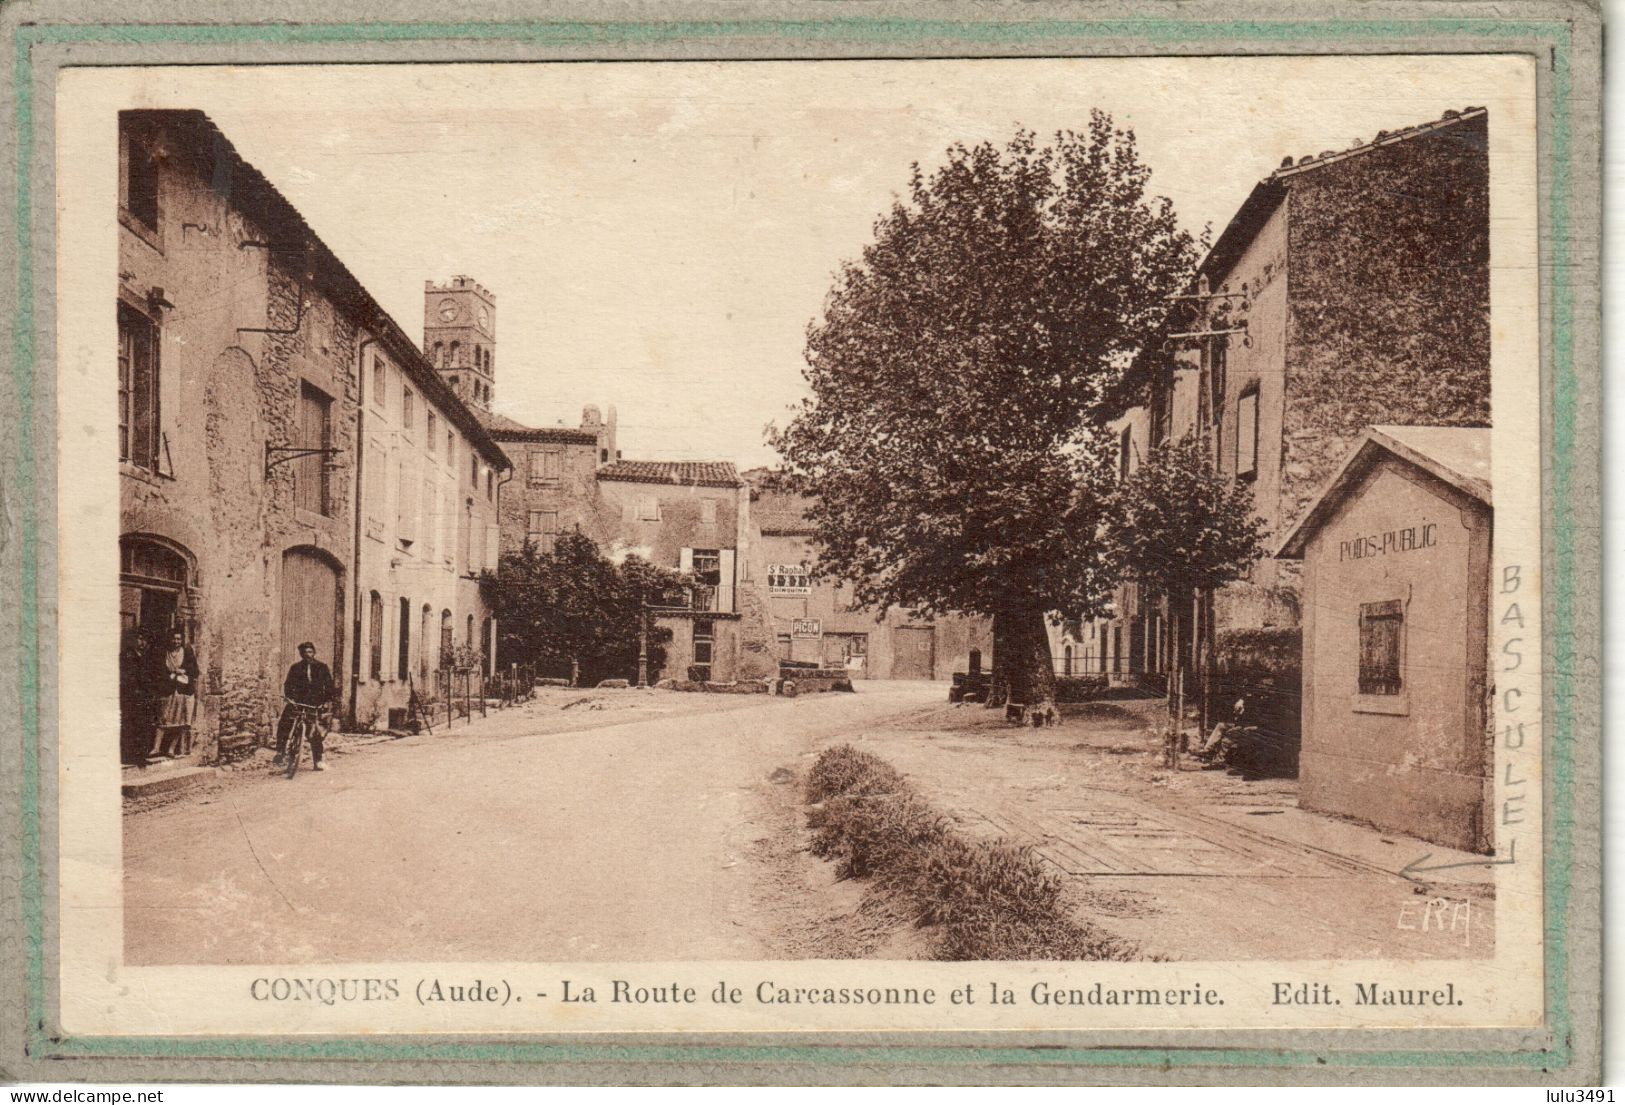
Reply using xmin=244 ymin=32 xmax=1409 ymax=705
xmin=127 ymin=682 xmax=1495 ymax=966
xmin=824 ymin=698 xmax=1498 ymax=961
xmin=122 ymin=682 xmax=945 ymax=965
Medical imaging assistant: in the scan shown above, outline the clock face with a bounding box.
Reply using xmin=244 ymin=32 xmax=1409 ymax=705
xmin=438 ymin=298 xmax=459 ymax=323
xmin=477 ymin=305 xmax=490 ymax=329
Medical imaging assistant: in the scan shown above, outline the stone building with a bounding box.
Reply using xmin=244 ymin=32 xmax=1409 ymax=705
xmin=116 ymin=110 xmax=507 ymax=763
xmin=488 ymin=385 xmax=771 ymax=682
xmin=486 ymin=387 xmax=992 ymax=683
xmin=1276 ymin=427 xmax=1492 ymax=852
xmin=349 ymin=284 xmax=509 ymax=729
xmin=747 ymin=473 xmax=993 ymax=681
xmin=596 ymin=460 xmax=772 ymax=683
xmin=1071 ymin=107 xmax=1490 ymax=687
xmin=490 ymin=406 xmax=619 ymax=557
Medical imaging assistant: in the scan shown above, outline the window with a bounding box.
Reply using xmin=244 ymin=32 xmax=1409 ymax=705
xmin=486 ymin=469 xmax=494 ymax=501
xmin=119 ymin=125 xmax=159 ymax=232
xmin=450 ymin=374 xmax=459 ymax=387
xmin=433 ymin=343 xmax=444 ymax=368
xmin=639 ymin=496 xmax=660 ymax=521
xmin=396 ymin=455 xmax=415 ymax=545
xmin=447 ymin=430 xmax=455 ymax=462
xmin=421 ymin=476 xmax=437 ymax=562
xmin=528 ymin=449 xmax=561 ymax=485
xmin=440 ymin=610 xmax=453 ymax=671
xmin=1236 ymin=387 xmax=1259 ymax=481
xmin=117 ymin=302 xmax=159 ymax=470
xmin=470 ymin=455 xmax=478 ymax=485
xmin=363 ymin=440 xmax=384 ymax=536
xmin=295 ymin=382 xmax=333 ymax=516
xmin=691 ymin=549 xmax=722 ymax=585
xmin=1151 ymin=390 xmax=1170 ymax=448
xmin=1118 ymin=426 xmax=1133 ymax=482
xmin=690 ymin=548 xmax=721 ymax=612
xmin=427 ymin=412 xmax=437 ymax=453
xmin=397 ymin=596 xmax=411 ymax=681
xmin=466 ymin=614 xmax=475 ymax=647
xmin=700 ymin=499 xmax=718 ymax=524
xmin=692 ymin=619 xmax=715 ymax=679
xmin=371 ymin=355 xmax=386 ymax=406
xmin=368 ymin=592 xmax=384 ymax=680
xmin=402 ymin=387 xmax=415 ymax=434
xmin=1358 ymin=600 xmax=1405 ymax=695
xmin=527 ymin=510 xmax=558 ymax=552
xmin=450 ymin=341 xmax=460 ymax=366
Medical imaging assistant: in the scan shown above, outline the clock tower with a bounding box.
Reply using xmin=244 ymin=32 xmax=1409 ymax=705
xmin=422 ymin=276 xmax=496 ymax=416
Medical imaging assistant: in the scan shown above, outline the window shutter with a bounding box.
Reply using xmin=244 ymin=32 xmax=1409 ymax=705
xmin=679 ymin=547 xmax=693 ymax=574
xmin=719 ymin=549 xmax=736 ymax=613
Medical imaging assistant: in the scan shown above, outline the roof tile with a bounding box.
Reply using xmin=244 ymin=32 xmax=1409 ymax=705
xmin=596 ymin=460 xmax=742 ymax=488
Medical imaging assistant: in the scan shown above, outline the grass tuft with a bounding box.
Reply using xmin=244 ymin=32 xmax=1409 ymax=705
xmin=804 ymin=744 xmax=1138 ymax=961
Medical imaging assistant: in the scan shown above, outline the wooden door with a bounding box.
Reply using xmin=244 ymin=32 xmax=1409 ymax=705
xmin=891 ymin=626 xmax=935 ymax=680
xmin=281 ymin=549 xmax=341 ymax=672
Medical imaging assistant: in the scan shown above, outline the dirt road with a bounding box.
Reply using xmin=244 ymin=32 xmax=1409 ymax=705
xmin=831 ymin=698 xmax=1496 ymax=961
xmin=123 ymin=682 xmax=944 ymax=965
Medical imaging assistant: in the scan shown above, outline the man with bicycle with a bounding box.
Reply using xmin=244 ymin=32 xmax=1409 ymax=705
xmin=274 ymin=641 xmax=336 ymax=772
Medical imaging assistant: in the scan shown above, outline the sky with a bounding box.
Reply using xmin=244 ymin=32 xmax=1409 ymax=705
xmin=108 ymin=56 xmax=1525 ymax=467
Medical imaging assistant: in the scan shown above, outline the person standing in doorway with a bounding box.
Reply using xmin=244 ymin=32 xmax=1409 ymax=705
xmin=275 ymin=641 xmax=336 ymax=771
xmin=150 ymin=629 xmax=199 ymax=759
xmin=120 ymin=630 xmax=154 ymax=764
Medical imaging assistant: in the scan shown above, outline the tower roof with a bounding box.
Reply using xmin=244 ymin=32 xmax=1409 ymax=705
xmin=425 ymin=275 xmax=495 ymax=299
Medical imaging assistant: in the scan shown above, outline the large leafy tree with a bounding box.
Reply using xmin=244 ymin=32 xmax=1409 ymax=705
xmin=771 ymin=114 xmax=1201 ymax=716
xmin=1099 ymin=436 xmax=1268 ymax=726
xmin=484 ymin=532 xmax=687 ymax=686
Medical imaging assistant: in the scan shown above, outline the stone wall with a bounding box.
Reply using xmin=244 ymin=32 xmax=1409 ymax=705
xmin=1281 ymin=113 xmax=1490 ymax=536
xmin=119 ymin=112 xmax=362 ymax=760
xmin=495 ymin=434 xmax=608 ymax=556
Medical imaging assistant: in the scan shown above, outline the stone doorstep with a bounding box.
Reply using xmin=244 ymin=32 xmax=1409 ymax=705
xmin=121 ymin=763 xmax=218 ymax=798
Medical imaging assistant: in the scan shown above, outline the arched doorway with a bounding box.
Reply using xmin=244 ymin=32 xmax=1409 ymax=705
xmin=280 ymin=547 xmax=343 ymax=676
xmin=120 ymin=535 xmax=195 ymax=763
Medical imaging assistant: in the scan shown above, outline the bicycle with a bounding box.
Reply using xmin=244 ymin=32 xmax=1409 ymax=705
xmin=280 ymin=698 xmax=326 ymax=779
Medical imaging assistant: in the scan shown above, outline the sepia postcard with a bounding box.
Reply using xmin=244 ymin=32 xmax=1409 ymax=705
xmin=0 ymin=0 xmax=1602 ymax=1087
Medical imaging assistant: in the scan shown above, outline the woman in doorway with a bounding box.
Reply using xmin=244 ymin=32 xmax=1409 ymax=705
xmin=150 ymin=629 xmax=200 ymax=758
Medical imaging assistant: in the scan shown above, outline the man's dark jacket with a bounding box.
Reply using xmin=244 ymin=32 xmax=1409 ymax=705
xmin=283 ymin=657 xmax=336 ymax=708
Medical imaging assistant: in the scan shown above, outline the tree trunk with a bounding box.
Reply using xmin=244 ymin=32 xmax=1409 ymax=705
xmin=994 ymin=608 xmax=1058 ymax=726
xmin=986 ymin=613 xmax=1014 ymax=708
